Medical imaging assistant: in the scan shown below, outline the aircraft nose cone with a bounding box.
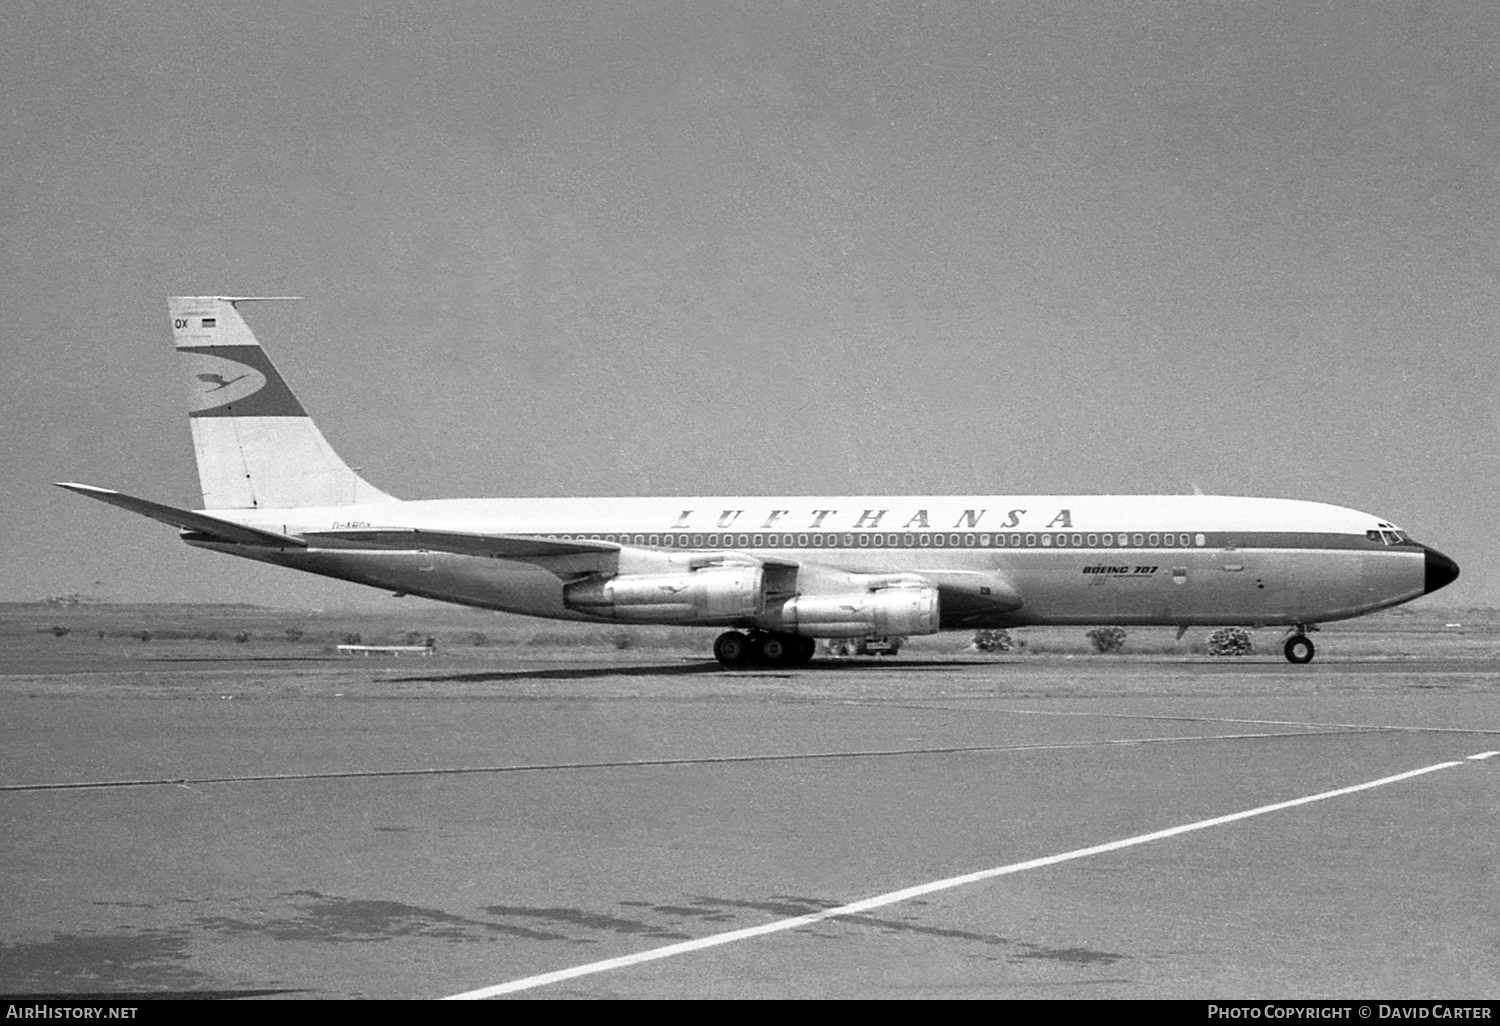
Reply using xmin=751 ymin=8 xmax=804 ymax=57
xmin=1423 ymin=545 xmax=1460 ymax=595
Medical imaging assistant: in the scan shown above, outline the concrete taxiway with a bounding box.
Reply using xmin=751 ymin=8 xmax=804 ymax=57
xmin=1 ymin=654 xmax=1497 ymax=999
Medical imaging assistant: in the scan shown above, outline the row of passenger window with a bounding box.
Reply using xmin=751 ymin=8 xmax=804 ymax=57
xmin=556 ymin=531 xmax=1212 ymax=549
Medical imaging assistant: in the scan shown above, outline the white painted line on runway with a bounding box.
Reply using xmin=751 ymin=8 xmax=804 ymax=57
xmin=444 ymin=754 xmax=1475 ymax=999
xmin=1467 ymin=751 xmax=1498 ymax=760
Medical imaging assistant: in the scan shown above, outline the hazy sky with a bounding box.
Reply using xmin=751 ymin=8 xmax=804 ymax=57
xmin=3 ymin=1 xmax=1497 ymax=607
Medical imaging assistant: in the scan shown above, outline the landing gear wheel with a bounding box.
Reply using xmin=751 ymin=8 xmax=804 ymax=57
xmin=714 ymin=631 xmax=753 ymax=668
xmin=1284 ymin=635 xmax=1315 ymax=664
xmin=757 ymin=633 xmax=793 ymax=666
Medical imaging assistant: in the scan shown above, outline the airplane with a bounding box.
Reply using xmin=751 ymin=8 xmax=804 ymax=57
xmin=58 ymin=296 xmax=1459 ymax=667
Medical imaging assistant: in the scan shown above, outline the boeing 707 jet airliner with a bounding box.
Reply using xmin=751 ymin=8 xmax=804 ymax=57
xmin=59 ymin=297 xmax=1459 ymax=666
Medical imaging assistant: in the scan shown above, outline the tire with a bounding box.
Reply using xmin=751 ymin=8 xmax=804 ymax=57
xmin=757 ymin=634 xmax=791 ymax=665
xmin=1284 ymin=635 xmax=1315 ymax=664
xmin=713 ymin=631 xmax=751 ymax=668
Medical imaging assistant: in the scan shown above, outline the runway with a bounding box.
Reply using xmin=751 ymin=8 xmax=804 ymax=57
xmin=1 ymin=654 xmax=1497 ymax=999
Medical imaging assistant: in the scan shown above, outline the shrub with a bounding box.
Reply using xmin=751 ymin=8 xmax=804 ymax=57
xmin=1086 ymin=626 xmax=1127 ymax=653
xmin=1207 ymin=627 xmax=1253 ymax=656
xmin=50 ymin=625 xmax=69 ymax=637
xmin=341 ymin=632 xmax=362 ymax=645
xmin=234 ymin=631 xmax=251 ymax=643
xmin=284 ymin=627 xmax=304 ymax=642
xmin=971 ymin=629 xmax=1013 ymax=653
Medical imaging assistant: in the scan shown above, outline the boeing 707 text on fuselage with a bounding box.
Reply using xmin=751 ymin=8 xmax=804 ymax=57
xmin=59 ymin=297 xmax=1459 ymax=666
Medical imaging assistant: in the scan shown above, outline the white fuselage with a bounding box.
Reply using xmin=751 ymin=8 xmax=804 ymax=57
xmin=189 ymin=493 xmax=1431 ymax=630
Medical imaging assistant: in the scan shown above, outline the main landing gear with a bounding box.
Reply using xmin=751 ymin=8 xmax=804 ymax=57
xmin=1283 ymin=626 xmax=1318 ymax=664
xmin=713 ymin=630 xmax=816 ymax=669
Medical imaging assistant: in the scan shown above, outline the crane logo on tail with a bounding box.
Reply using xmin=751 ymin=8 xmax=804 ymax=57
xmin=197 ymin=372 xmax=248 ymax=393
xmin=180 ymin=352 xmax=268 ymax=412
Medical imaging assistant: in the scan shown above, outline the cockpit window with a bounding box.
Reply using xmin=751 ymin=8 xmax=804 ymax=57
xmin=1367 ymin=529 xmax=1408 ymax=545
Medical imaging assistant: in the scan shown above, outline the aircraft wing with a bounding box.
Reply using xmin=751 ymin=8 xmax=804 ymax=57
xmin=303 ymin=527 xmax=621 ymax=559
xmin=310 ymin=528 xmax=1022 ymax=615
xmin=303 ymin=528 xmax=801 ymax=579
xmin=55 ymin=483 xmax=307 ymax=548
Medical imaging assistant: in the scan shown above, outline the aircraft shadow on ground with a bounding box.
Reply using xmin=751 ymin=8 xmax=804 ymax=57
xmin=391 ymin=659 xmax=967 ymax=684
xmin=392 ymin=663 xmax=723 ymax=683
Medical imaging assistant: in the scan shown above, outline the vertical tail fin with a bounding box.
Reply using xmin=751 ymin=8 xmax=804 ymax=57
xmin=171 ymin=296 xmax=396 ymax=509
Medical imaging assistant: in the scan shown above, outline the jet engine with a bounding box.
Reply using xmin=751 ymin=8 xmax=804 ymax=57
xmin=563 ymin=566 xmax=764 ymax=624
xmin=774 ymin=585 xmax=939 ymax=638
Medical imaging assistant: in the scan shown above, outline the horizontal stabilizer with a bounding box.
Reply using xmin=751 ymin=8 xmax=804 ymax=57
xmin=55 ymin=483 xmax=306 ymax=548
xmin=303 ymin=527 xmax=620 ymax=559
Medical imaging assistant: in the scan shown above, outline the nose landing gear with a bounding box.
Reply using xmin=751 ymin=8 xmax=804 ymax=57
xmin=1283 ymin=626 xmax=1318 ymax=664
